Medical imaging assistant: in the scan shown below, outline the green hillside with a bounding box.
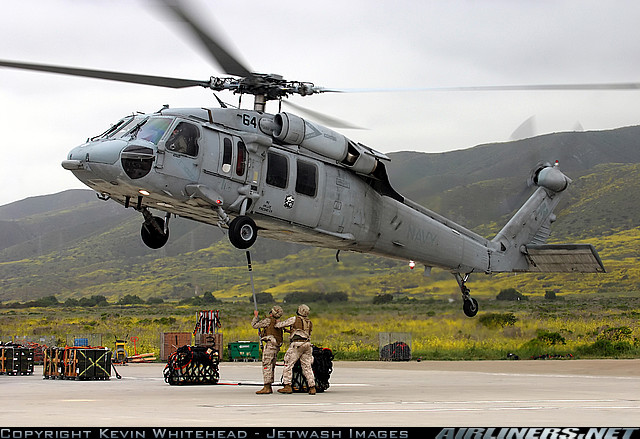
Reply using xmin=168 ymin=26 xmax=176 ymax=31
xmin=1 ymin=126 xmax=640 ymax=304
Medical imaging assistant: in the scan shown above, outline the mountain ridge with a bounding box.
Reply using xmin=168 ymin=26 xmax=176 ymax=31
xmin=1 ymin=126 xmax=639 ymax=302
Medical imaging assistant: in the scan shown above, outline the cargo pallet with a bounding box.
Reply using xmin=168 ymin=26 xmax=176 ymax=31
xmin=0 ymin=345 xmax=34 ymax=376
xmin=43 ymin=347 xmax=111 ymax=380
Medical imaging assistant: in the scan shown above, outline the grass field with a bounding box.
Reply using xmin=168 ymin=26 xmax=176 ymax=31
xmin=2 ymin=291 xmax=638 ymax=361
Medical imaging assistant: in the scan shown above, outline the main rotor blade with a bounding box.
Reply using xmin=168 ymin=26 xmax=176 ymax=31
xmin=0 ymin=60 xmax=210 ymax=89
xmin=282 ymin=100 xmax=364 ymax=130
xmin=330 ymin=82 xmax=640 ymax=93
xmin=160 ymin=0 xmax=253 ymax=78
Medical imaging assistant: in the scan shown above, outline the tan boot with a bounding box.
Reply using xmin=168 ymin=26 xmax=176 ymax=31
xmin=278 ymin=384 xmax=293 ymax=394
xmin=256 ymin=384 xmax=272 ymax=394
xmin=308 ymin=386 xmax=316 ymax=395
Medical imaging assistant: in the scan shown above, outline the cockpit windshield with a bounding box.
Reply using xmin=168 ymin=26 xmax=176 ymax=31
xmin=92 ymin=115 xmax=141 ymax=141
xmin=131 ymin=117 xmax=173 ymax=145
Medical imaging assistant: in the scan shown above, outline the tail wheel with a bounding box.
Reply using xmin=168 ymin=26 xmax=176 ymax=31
xmin=228 ymin=216 xmax=257 ymax=249
xmin=141 ymin=216 xmax=169 ymax=249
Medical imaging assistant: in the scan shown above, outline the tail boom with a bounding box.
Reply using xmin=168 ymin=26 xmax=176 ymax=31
xmin=489 ymin=163 xmax=605 ymax=274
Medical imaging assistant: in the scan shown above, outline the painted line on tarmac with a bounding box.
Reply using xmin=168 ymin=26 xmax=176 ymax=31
xmin=205 ymin=398 xmax=638 ymax=411
xmin=470 ymin=372 xmax=640 ymax=380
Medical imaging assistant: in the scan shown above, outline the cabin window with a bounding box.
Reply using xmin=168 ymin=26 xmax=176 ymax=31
xmin=236 ymin=141 xmax=247 ymax=176
xmin=295 ymin=160 xmax=317 ymax=197
xmin=266 ymin=152 xmax=288 ymax=189
xmin=222 ymin=137 xmax=233 ymax=173
xmin=166 ymin=122 xmax=199 ymax=156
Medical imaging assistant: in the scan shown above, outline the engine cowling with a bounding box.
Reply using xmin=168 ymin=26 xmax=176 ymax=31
xmin=273 ymin=112 xmax=348 ymax=161
xmin=271 ymin=112 xmax=378 ymax=175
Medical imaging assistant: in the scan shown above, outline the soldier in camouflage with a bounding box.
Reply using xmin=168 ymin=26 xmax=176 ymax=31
xmin=276 ymin=304 xmax=316 ymax=395
xmin=251 ymin=305 xmax=284 ymax=394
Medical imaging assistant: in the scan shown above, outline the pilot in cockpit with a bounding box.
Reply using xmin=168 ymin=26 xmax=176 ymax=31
xmin=167 ymin=124 xmax=189 ymax=154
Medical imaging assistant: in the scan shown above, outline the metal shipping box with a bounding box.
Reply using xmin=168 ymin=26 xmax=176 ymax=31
xmin=228 ymin=341 xmax=259 ymax=361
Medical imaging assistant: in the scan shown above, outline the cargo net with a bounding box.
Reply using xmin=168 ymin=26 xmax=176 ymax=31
xmin=163 ymin=345 xmax=219 ymax=385
xmin=291 ymin=346 xmax=334 ymax=393
xmin=380 ymin=341 xmax=411 ymax=361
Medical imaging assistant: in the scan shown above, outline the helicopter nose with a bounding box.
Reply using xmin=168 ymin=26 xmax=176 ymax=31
xmin=62 ymin=139 xmax=128 ymax=169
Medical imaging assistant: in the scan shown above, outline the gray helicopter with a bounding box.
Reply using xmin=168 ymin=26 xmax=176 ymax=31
xmin=0 ymin=1 xmax=608 ymax=317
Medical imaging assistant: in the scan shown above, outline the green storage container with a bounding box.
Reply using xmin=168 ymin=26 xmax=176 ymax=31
xmin=228 ymin=341 xmax=259 ymax=361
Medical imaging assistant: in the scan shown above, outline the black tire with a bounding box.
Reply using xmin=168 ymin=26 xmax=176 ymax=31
xmin=463 ymin=297 xmax=479 ymax=317
xmin=141 ymin=216 xmax=169 ymax=249
xmin=228 ymin=216 xmax=257 ymax=249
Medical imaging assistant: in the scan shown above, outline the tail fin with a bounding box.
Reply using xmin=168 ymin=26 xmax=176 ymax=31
xmin=491 ymin=162 xmax=605 ymax=273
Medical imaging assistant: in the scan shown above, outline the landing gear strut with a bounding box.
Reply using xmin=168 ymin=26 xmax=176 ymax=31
xmin=454 ymin=273 xmax=478 ymax=317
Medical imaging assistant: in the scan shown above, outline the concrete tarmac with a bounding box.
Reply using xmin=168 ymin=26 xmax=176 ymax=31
xmin=0 ymin=359 xmax=638 ymax=427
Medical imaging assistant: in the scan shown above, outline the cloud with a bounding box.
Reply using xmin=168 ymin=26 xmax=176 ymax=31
xmin=1 ymin=0 xmax=639 ymax=204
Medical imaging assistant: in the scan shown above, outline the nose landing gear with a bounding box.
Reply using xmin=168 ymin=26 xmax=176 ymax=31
xmin=454 ymin=272 xmax=479 ymax=317
xmin=140 ymin=209 xmax=170 ymax=249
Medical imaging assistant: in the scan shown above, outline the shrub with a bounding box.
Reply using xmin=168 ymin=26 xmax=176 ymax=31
xmin=118 ymin=294 xmax=145 ymax=305
xmin=253 ymin=292 xmax=274 ymax=304
xmin=577 ymin=339 xmax=635 ymax=357
xmin=283 ymin=291 xmax=348 ymax=303
xmin=544 ymin=290 xmax=558 ymax=300
xmin=78 ymin=295 xmax=108 ymax=307
xmin=597 ymin=326 xmax=633 ymax=343
xmin=373 ymin=294 xmax=394 ymax=305
xmin=535 ymin=330 xmax=566 ymax=345
xmin=478 ymin=312 xmax=517 ymax=328
xmin=496 ymin=288 xmax=528 ymax=301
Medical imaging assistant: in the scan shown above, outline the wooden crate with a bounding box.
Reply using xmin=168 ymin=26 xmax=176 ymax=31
xmin=194 ymin=333 xmax=223 ymax=359
xmin=160 ymin=332 xmax=192 ymax=361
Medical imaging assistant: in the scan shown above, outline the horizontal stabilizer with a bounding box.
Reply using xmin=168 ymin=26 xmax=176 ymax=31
xmin=523 ymin=244 xmax=606 ymax=273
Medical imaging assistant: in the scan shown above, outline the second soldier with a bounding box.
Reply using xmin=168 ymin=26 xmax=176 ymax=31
xmin=276 ymin=304 xmax=316 ymax=395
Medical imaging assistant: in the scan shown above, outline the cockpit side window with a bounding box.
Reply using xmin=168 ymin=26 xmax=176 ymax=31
xmin=134 ymin=117 xmax=173 ymax=145
xmin=166 ymin=122 xmax=200 ymax=157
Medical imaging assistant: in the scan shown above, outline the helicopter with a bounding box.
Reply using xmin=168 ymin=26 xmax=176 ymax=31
xmin=0 ymin=1 xmax=610 ymax=317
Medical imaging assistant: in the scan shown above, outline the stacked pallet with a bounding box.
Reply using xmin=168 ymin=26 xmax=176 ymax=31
xmin=0 ymin=344 xmax=34 ymax=375
xmin=43 ymin=347 xmax=111 ymax=380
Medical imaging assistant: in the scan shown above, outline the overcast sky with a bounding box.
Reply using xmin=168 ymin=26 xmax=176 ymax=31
xmin=1 ymin=0 xmax=640 ymax=206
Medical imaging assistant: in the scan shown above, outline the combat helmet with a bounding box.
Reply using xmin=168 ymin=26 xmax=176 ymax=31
xmin=297 ymin=304 xmax=310 ymax=317
xmin=270 ymin=305 xmax=283 ymax=319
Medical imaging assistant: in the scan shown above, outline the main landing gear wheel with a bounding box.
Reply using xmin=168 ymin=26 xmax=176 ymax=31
xmin=141 ymin=216 xmax=169 ymax=249
xmin=228 ymin=215 xmax=257 ymax=249
xmin=463 ymin=297 xmax=479 ymax=318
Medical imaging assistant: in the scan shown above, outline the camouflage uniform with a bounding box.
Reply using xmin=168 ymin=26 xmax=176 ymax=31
xmin=276 ymin=304 xmax=316 ymax=394
xmin=251 ymin=306 xmax=284 ymax=394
